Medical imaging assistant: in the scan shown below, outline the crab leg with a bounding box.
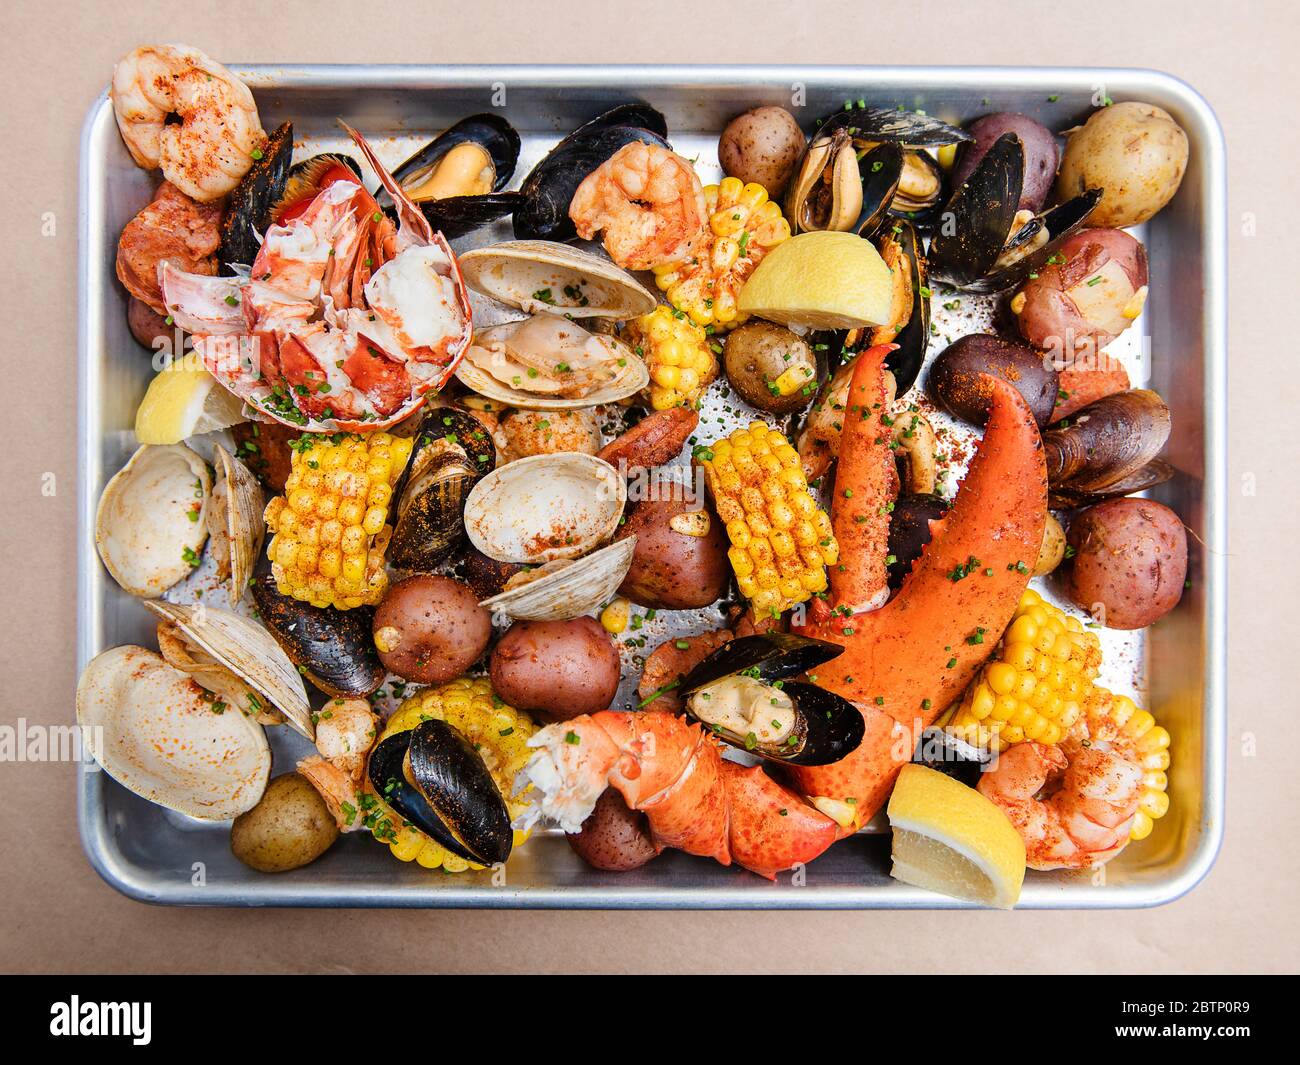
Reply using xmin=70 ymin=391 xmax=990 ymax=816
xmin=792 ymin=354 xmax=1047 ymax=831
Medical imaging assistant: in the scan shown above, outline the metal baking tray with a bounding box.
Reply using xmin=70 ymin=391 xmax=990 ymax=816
xmin=78 ymin=65 xmax=1226 ymax=908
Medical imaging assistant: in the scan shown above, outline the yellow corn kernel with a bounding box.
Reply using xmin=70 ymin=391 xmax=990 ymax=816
xmin=623 ymin=306 xmax=719 ymax=409
xmin=600 ymin=597 xmax=631 ymax=634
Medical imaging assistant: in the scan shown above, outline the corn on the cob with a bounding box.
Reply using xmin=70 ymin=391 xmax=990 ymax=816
xmin=652 ymin=177 xmax=791 ymax=333
xmin=698 ymin=421 xmax=838 ymax=618
xmin=623 ymin=305 xmax=719 ymax=410
xmin=1080 ymin=688 xmax=1172 ymax=841
xmin=364 ymin=678 xmax=538 ymax=873
xmin=263 ymin=432 xmax=413 ymax=610
xmin=946 ymin=589 xmax=1171 ymax=843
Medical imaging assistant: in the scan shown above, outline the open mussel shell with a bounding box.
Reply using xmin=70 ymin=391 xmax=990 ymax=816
xmin=914 ymin=727 xmax=990 ymax=788
xmin=464 ymin=452 xmax=625 ymax=563
xmin=368 ymin=720 xmax=513 ymax=866
xmin=76 ymin=645 xmax=270 ymax=820
xmin=681 ymin=633 xmax=844 ymax=691
xmin=479 ymin=537 xmax=636 ymax=620
xmin=513 ymin=104 xmax=669 ymax=242
xmin=459 ymin=240 xmax=657 ymax=319
xmin=209 ymin=444 xmax=264 ymax=601
xmin=677 ymin=633 xmax=862 ymax=766
xmin=250 ymin=546 xmax=386 ymax=699
xmin=872 ymin=219 xmax=929 ymax=395
xmin=817 ymin=107 xmax=972 ymax=149
xmin=787 ymin=137 xmax=903 ymax=237
xmin=219 ymin=121 xmax=293 ymax=268
xmin=928 ymin=133 xmax=1102 ymax=293
xmin=144 ymin=601 xmax=315 ymax=740
xmin=389 ymin=409 xmax=496 ymax=573
xmin=95 ymin=444 xmax=210 ymax=599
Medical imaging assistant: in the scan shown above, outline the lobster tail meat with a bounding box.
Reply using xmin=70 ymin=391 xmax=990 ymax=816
xmin=517 ymin=710 xmax=839 ymax=878
xmin=793 ymin=356 xmax=1048 ymax=830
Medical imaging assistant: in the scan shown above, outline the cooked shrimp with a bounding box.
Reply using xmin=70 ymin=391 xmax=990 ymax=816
xmin=111 ymin=44 xmax=266 ymax=202
xmin=296 ymin=699 xmax=380 ymax=832
xmin=977 ymin=739 xmax=1143 ymax=870
xmin=569 ymin=141 xmax=707 ymax=270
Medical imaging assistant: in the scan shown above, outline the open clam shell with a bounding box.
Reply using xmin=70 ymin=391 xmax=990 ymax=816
xmin=208 ymin=444 xmax=264 ymax=601
xmin=459 ymin=240 xmax=657 ymax=320
xmin=145 ymin=601 xmax=315 ymax=740
xmin=95 ymin=444 xmax=210 ymax=598
xmin=464 ymin=452 xmax=626 ymax=564
xmin=678 ymin=634 xmax=865 ymax=767
xmin=456 ymin=317 xmax=649 ymax=410
xmin=479 ymin=537 xmax=636 ymax=621
xmin=76 ymin=645 xmax=271 ymax=820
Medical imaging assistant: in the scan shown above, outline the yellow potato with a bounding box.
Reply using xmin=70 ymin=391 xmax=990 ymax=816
xmin=230 ymin=773 xmax=339 ymax=873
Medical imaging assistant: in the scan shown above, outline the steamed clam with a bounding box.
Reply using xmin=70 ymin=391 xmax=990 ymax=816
xmin=206 ymin=444 xmax=264 ymax=600
xmin=76 ymin=644 xmax=271 ymax=820
xmin=388 ymin=408 xmax=496 ymax=573
xmin=479 ymin=537 xmax=637 ymax=621
xmin=457 ymin=313 xmax=649 ymax=409
xmin=95 ymin=444 xmax=210 ymax=598
xmin=1044 ymin=389 xmax=1174 ymax=507
xmin=464 ymin=452 xmax=625 ymax=564
xmin=381 ymin=113 xmax=523 ymax=239
xmin=678 ymin=634 xmax=865 ymax=767
xmin=145 ymin=600 xmax=315 ymax=739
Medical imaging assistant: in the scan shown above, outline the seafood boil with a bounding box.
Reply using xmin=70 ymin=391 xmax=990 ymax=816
xmin=82 ymin=45 xmax=1194 ymax=907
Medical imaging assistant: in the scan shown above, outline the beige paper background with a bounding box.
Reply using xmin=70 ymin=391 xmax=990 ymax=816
xmin=1 ymin=0 xmax=1295 ymax=973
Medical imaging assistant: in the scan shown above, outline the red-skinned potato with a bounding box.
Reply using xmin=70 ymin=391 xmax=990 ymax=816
xmin=615 ymin=483 xmax=730 ymax=609
xmin=566 ymin=789 xmax=658 ymax=871
xmin=372 ymin=575 xmax=492 ymax=683
xmin=1064 ymin=498 xmax=1187 ymax=629
xmin=1013 ymin=229 xmax=1148 ymax=366
xmin=489 ymin=617 xmax=621 ymax=721
xmin=718 ymin=106 xmax=805 ymax=197
xmin=951 ymin=112 xmax=1060 ymax=212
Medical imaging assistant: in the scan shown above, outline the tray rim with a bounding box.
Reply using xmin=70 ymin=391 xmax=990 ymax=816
xmin=77 ymin=63 xmax=1227 ymax=910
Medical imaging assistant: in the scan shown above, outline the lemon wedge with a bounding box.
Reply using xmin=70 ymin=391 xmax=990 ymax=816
xmin=736 ymin=231 xmax=893 ymax=329
xmin=887 ymin=763 xmax=1027 ymax=909
xmin=134 ymin=353 xmax=246 ymax=445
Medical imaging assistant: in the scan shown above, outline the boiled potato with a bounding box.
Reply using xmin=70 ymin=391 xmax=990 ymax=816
xmin=566 ymin=789 xmax=658 ymax=871
xmin=230 ymin=773 xmax=339 ymax=873
xmin=718 ymin=106 xmax=806 ymax=197
xmin=489 ymin=617 xmax=622 ymax=721
xmin=951 ymin=112 xmax=1060 ymax=212
xmin=1064 ymin=498 xmax=1187 ymax=629
xmin=372 ymin=575 xmax=491 ymax=684
xmin=1056 ymin=102 xmax=1189 ymax=228
xmin=616 ymin=483 xmax=729 ymax=609
xmin=927 ymin=333 xmax=1059 ymax=428
xmin=723 ymin=320 xmax=817 ymax=414
xmin=1034 ymin=512 xmax=1067 ymax=576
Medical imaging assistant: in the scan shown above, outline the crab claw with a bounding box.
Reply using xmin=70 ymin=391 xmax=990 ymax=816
xmin=793 ymin=354 xmax=1047 ymax=830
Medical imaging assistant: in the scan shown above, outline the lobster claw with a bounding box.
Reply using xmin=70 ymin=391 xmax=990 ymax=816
xmin=793 ymin=348 xmax=1047 ymax=831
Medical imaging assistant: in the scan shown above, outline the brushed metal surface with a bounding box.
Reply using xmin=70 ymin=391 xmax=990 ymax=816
xmin=78 ymin=65 xmax=1226 ymax=908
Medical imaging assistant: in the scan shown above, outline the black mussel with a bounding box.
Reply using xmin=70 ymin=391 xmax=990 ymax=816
xmin=250 ymin=547 xmax=385 ymax=698
xmin=928 ymin=133 xmax=1103 ymax=293
xmin=219 ymin=122 xmax=294 ymax=269
xmin=513 ymin=104 xmax=670 ymax=242
xmin=1044 ymin=389 xmax=1172 ymax=506
xmin=388 ymin=409 xmax=496 ymax=573
xmin=887 ymin=493 xmax=950 ymax=591
xmin=368 ymin=720 xmax=513 ymax=865
xmin=787 ymin=108 xmax=969 ymax=234
xmin=678 ymin=634 xmax=864 ymax=767
xmin=270 ymin=153 xmax=363 ymax=226
xmin=378 ymin=114 xmax=523 ymax=239
xmin=912 ymin=727 xmax=990 ymax=788
xmin=869 ymin=219 xmax=929 ymax=393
